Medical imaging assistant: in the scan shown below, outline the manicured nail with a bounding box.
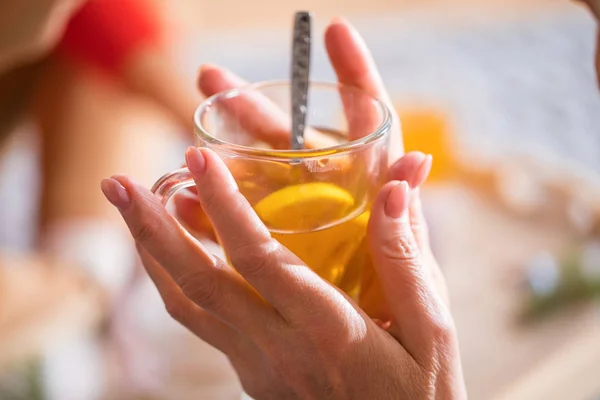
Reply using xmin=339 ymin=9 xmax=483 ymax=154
xmin=101 ymin=178 xmax=131 ymax=210
xmin=186 ymin=147 xmax=206 ymax=177
xmin=421 ymin=154 xmax=433 ymax=176
xmin=413 ymin=154 xmax=433 ymax=188
xmin=385 ymin=181 xmax=409 ymax=219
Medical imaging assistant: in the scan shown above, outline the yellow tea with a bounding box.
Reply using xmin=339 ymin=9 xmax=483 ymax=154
xmin=153 ymin=81 xmax=391 ymax=301
xmin=223 ymin=127 xmax=384 ymax=299
xmin=253 ymin=182 xmax=371 ymax=299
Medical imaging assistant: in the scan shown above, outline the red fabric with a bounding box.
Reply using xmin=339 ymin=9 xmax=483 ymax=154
xmin=57 ymin=0 xmax=163 ymax=74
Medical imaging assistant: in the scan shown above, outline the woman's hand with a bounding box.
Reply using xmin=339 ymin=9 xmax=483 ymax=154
xmin=176 ymin=18 xmax=450 ymax=316
xmin=101 ymin=142 xmax=465 ymax=399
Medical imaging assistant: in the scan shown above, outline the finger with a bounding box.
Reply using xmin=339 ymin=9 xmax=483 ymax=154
xmin=197 ymin=65 xmax=338 ymax=149
xmin=407 ymin=187 xmax=450 ymax=307
xmin=324 ymin=18 xmax=389 ymax=103
xmin=173 ymin=193 xmax=216 ymax=240
xmin=185 ymin=146 xmax=356 ymax=324
xmin=136 ymin=245 xmax=238 ymax=354
xmin=388 ymin=152 xmax=433 ymax=249
xmin=407 ymin=188 xmax=431 ymax=254
xmin=198 ymin=65 xmax=288 ymax=149
xmin=388 ymin=152 xmax=432 ymax=189
xmin=324 ymin=18 xmax=402 ymax=158
xmin=367 ymin=181 xmax=450 ymax=365
xmin=358 ymin=258 xmax=389 ymax=321
xmin=387 ymin=153 xmax=448 ymax=304
xmin=100 ymin=176 xmax=280 ymax=340
xmin=172 ymin=167 xmax=214 ymax=239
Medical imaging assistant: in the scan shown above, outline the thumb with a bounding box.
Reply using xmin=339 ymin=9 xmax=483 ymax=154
xmin=367 ymin=181 xmax=450 ymax=365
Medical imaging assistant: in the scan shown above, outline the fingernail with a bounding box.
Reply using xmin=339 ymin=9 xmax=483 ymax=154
xmin=414 ymin=154 xmax=433 ymax=188
xmin=385 ymin=181 xmax=409 ymax=219
xmin=101 ymin=178 xmax=131 ymax=210
xmin=186 ymin=147 xmax=206 ymax=177
xmin=421 ymin=154 xmax=433 ymax=174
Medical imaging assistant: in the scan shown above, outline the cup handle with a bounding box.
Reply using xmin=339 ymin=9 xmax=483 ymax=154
xmin=150 ymin=167 xmax=195 ymax=205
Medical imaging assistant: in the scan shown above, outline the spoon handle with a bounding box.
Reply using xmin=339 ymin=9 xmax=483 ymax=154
xmin=290 ymin=11 xmax=312 ymax=150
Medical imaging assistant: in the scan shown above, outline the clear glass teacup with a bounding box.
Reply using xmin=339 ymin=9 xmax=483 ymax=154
xmin=152 ymin=80 xmax=392 ymax=299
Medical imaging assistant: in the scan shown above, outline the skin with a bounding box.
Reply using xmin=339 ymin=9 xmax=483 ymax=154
xmin=0 ymin=0 xmax=596 ymax=398
xmin=0 ymin=1 xmax=197 ymax=390
xmin=102 ymin=19 xmax=466 ymax=399
xmin=581 ymin=0 xmax=600 ymax=79
xmin=0 ymin=0 xmax=85 ymax=73
xmin=0 ymin=0 xmax=85 ymax=143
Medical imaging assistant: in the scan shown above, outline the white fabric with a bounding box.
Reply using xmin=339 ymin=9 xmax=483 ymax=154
xmin=41 ymin=220 xmax=137 ymax=296
xmin=39 ymin=220 xmax=136 ymax=399
xmin=41 ymin=335 xmax=106 ymax=400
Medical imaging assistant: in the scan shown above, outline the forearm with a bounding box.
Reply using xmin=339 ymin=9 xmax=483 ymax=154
xmin=121 ymin=47 xmax=200 ymax=134
xmin=33 ymin=56 xmax=170 ymax=296
xmin=57 ymin=0 xmax=199 ymax=135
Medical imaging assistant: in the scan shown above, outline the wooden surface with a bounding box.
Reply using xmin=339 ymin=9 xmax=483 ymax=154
xmin=424 ymin=182 xmax=600 ymax=400
xmin=494 ymin=323 xmax=600 ymax=400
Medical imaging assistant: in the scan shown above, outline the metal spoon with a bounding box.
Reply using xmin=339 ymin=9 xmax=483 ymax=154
xmin=290 ymin=11 xmax=312 ymax=150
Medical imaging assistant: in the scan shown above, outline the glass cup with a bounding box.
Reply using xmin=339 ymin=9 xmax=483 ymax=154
xmin=152 ymin=81 xmax=392 ymax=299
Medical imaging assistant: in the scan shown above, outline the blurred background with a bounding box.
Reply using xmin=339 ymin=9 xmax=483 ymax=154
xmin=1 ymin=0 xmax=600 ymax=399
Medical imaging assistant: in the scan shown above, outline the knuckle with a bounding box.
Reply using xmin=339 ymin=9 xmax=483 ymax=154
xmin=380 ymin=229 xmax=420 ymax=263
xmin=201 ymin=184 xmax=235 ymax=215
xmin=163 ymin=294 xmax=192 ymax=325
xmin=177 ymin=269 xmax=220 ymax=310
xmin=429 ymin=310 xmax=456 ymax=344
xmin=230 ymin=241 xmax=278 ymax=278
xmin=201 ymin=187 xmax=220 ymax=211
xmin=130 ymin=213 xmax=161 ymax=244
xmin=418 ymin=308 xmax=457 ymax=373
xmin=131 ymin=223 xmax=155 ymax=244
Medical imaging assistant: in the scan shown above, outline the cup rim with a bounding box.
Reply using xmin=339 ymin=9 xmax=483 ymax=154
xmin=193 ymin=80 xmax=392 ymax=160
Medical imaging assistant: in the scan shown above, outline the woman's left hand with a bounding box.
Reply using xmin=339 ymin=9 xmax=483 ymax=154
xmin=101 ymin=142 xmax=465 ymax=399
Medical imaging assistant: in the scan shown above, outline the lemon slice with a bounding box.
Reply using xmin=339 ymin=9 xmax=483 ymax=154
xmin=275 ymin=210 xmax=370 ymax=286
xmin=254 ymin=182 xmax=356 ymax=231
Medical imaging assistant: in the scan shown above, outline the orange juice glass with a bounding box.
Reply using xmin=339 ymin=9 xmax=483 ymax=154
xmin=152 ymin=81 xmax=392 ymax=299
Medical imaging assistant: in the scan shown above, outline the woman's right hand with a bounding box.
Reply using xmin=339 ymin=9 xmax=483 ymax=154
xmin=101 ymin=17 xmax=465 ymax=399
